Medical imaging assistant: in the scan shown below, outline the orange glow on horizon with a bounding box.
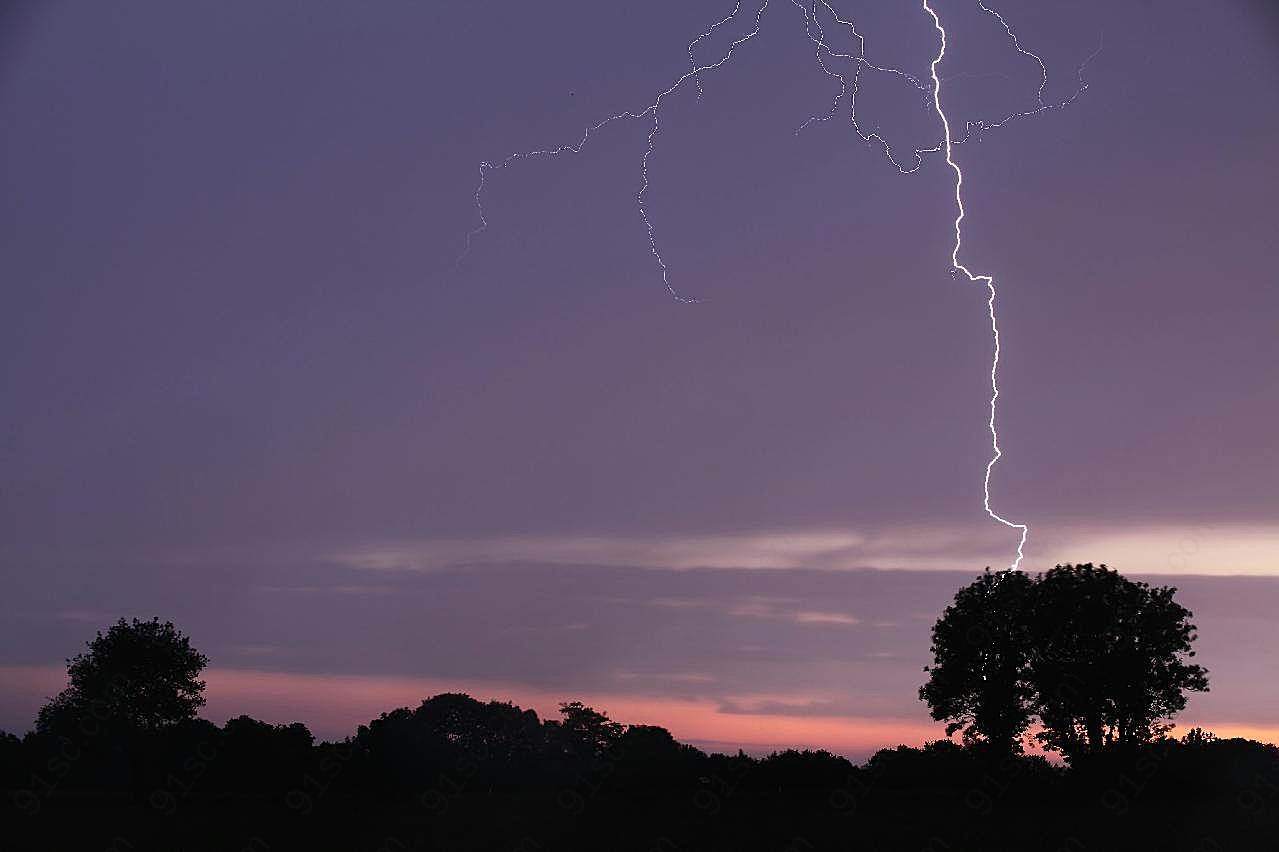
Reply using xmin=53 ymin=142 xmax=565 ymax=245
xmin=2 ymin=664 xmax=1275 ymax=759
xmin=197 ymin=668 xmax=944 ymax=755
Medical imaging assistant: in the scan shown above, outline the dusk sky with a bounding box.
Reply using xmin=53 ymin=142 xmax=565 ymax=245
xmin=1 ymin=0 xmax=1276 ymax=757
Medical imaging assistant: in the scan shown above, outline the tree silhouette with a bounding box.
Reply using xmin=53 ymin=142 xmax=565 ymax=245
xmin=353 ymin=692 xmax=544 ymax=788
xmin=919 ymin=568 xmax=1035 ymax=758
xmin=921 ymin=564 xmax=1209 ymax=764
xmin=550 ymin=700 xmax=624 ymax=760
xmin=36 ymin=617 xmax=208 ymax=733
xmin=1028 ymin=563 xmax=1208 ymax=760
xmin=11 ymin=613 xmax=1278 ymax=852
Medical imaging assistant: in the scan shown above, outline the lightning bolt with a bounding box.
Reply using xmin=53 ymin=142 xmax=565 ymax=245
xmin=458 ymin=0 xmax=773 ymax=302
xmin=953 ymin=2 xmax=1102 ymax=144
xmin=923 ymin=0 xmax=1025 ymax=570
xmin=459 ymin=0 xmax=1098 ymax=570
xmin=689 ymin=1 xmax=748 ymax=101
xmin=790 ymin=0 xmax=938 ymax=174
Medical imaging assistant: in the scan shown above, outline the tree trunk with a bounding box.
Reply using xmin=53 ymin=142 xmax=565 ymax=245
xmin=1086 ymin=716 xmax=1103 ymax=753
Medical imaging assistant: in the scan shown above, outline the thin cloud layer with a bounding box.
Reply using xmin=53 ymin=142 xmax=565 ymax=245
xmin=332 ymin=523 xmax=1279 ymax=575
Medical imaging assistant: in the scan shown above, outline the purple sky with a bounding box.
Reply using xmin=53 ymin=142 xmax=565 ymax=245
xmin=1 ymin=0 xmax=1276 ymax=754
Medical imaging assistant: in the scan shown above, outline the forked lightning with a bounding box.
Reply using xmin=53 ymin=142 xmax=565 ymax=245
xmin=460 ymin=1 xmax=1097 ymax=569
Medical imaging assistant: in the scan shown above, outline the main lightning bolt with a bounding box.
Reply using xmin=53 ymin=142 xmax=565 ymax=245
xmin=923 ymin=0 xmax=1025 ymax=570
xmin=459 ymin=0 xmax=1097 ymax=570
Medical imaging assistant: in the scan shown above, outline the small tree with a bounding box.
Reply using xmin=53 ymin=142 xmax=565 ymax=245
xmin=919 ymin=568 xmax=1035 ymax=758
xmin=555 ymin=701 xmax=623 ymax=759
xmin=37 ymin=617 xmax=208 ymax=733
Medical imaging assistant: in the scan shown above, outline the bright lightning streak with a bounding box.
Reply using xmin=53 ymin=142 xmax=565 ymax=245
xmin=792 ymin=0 xmax=940 ymax=174
xmin=460 ymin=1 xmax=1098 ymax=569
xmin=922 ymin=0 xmax=1026 ymax=570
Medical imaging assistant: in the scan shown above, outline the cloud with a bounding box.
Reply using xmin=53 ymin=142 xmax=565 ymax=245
xmin=256 ymin=584 xmax=393 ymax=595
xmin=229 ymin=644 xmax=283 ymax=657
xmin=1039 ymin=523 xmax=1279 ymax=576
xmin=726 ymin=598 xmax=862 ymax=625
xmin=716 ymin=692 xmax=843 ymax=716
xmin=613 ymin=671 xmax=717 ymax=684
xmin=329 ymin=522 xmax=1279 ymax=576
xmin=332 ymin=525 xmax=1014 ymax=573
xmin=792 ymin=610 xmax=861 ymax=625
xmin=53 ymin=609 xmax=112 ymax=623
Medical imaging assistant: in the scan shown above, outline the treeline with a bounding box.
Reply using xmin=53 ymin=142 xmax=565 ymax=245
xmin=4 ymin=693 xmax=1279 ymax=851
xmin=5 ymin=564 xmax=1279 ymax=850
xmin=4 ymin=690 xmax=1278 ymax=800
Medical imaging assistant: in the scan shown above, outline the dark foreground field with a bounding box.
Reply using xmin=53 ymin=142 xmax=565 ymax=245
xmin=8 ymin=787 xmax=1279 ymax=852
xmin=6 ymin=730 xmax=1279 ymax=852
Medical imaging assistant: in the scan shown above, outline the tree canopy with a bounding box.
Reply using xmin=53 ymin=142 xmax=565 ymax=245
xmin=918 ymin=568 xmax=1035 ymax=757
xmin=920 ymin=563 xmax=1208 ymax=762
xmin=37 ymin=617 xmax=209 ymax=734
xmin=1028 ymin=562 xmax=1208 ymax=759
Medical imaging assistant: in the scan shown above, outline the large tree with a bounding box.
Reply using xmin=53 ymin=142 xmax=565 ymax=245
xmin=37 ymin=617 xmax=208 ymax=733
xmin=919 ymin=568 xmax=1036 ymax=758
xmin=1027 ymin=563 xmax=1208 ymax=761
xmin=921 ymin=564 xmax=1209 ymax=763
